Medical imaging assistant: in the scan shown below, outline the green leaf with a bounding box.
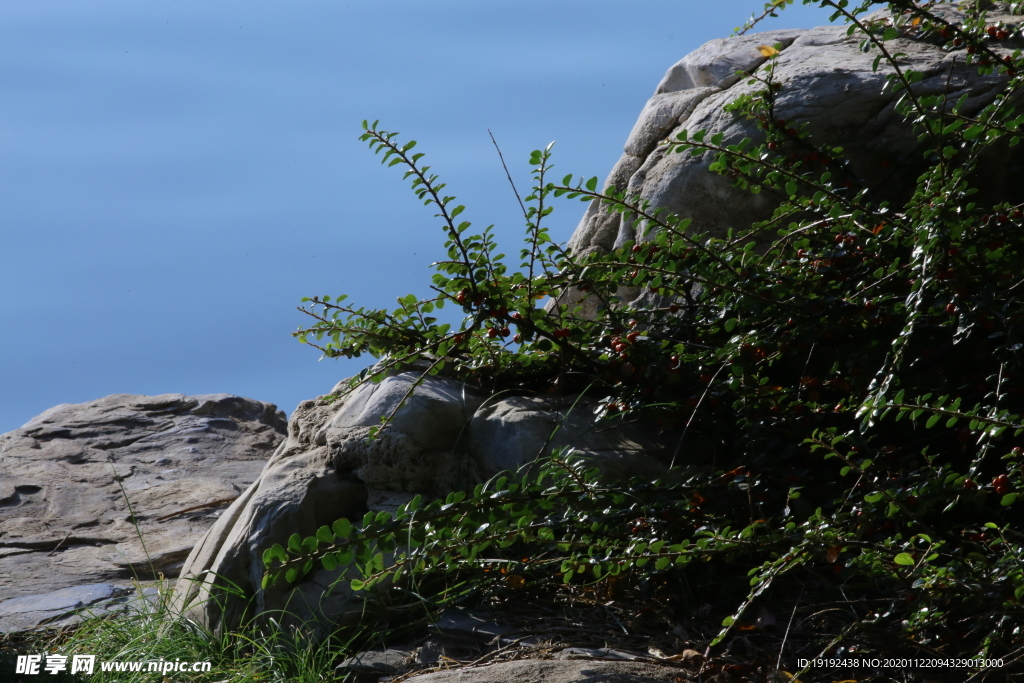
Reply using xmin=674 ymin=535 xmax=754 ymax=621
xmin=926 ymin=414 xmax=941 ymax=429
xmin=332 ymin=519 xmax=352 ymax=539
xmin=350 ymin=578 xmax=365 ymax=591
xmin=316 ymin=525 xmax=334 ymax=545
xmin=287 ymin=533 xmax=302 ymax=554
xmin=864 ymin=491 xmax=885 ymax=503
xmin=1002 ymin=493 xmax=1018 ymax=506
xmin=894 ymin=553 xmax=915 ymax=566
xmin=322 ymin=553 xmax=338 ymax=572
xmin=964 ymin=125 xmax=985 ymax=140
xmin=942 ymin=120 xmax=964 ymax=135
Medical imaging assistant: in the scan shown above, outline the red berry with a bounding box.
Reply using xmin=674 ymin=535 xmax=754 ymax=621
xmin=945 ymin=303 xmax=957 ymax=314
xmin=699 ymin=373 xmax=712 ymax=384
xmin=631 ymin=244 xmax=643 ymax=253
xmin=626 ymin=331 xmax=639 ymax=343
xmin=668 ymin=304 xmax=680 ymax=313
xmin=993 ymin=474 xmax=1010 ymax=496
xmin=500 ymin=327 xmax=511 ymax=337
xmin=487 ymin=328 xmax=498 ymax=338
xmin=456 ymin=290 xmax=468 ymax=304
xmin=964 ymin=478 xmax=977 ymax=490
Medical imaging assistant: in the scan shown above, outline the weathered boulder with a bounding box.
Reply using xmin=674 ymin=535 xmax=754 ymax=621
xmin=0 ymin=393 xmax=286 ymax=630
xmin=173 ymin=372 xmax=671 ymax=634
xmin=568 ymin=5 xmax=1024 ymax=259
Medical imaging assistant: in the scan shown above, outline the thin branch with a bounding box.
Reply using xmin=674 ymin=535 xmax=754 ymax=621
xmin=488 ymin=128 xmax=528 ymax=220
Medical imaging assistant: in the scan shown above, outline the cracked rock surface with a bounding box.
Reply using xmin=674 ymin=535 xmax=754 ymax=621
xmin=0 ymin=392 xmax=287 ymax=628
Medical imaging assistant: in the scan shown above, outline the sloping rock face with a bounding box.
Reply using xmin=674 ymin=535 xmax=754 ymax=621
xmin=0 ymin=393 xmax=286 ymax=630
xmin=173 ymin=373 xmax=670 ymax=634
xmin=568 ymin=5 xmax=1024 ymax=259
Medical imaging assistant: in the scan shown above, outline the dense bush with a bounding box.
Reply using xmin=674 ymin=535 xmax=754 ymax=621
xmin=268 ymin=1 xmax=1024 ymax=679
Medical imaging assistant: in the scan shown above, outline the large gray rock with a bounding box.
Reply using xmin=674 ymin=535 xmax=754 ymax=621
xmin=173 ymin=372 xmax=670 ymax=635
xmin=568 ymin=6 xmax=1024 ymax=258
xmin=0 ymin=393 xmax=287 ymax=621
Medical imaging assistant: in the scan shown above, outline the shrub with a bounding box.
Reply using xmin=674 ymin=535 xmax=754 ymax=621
xmin=270 ymin=1 xmax=1024 ymax=679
